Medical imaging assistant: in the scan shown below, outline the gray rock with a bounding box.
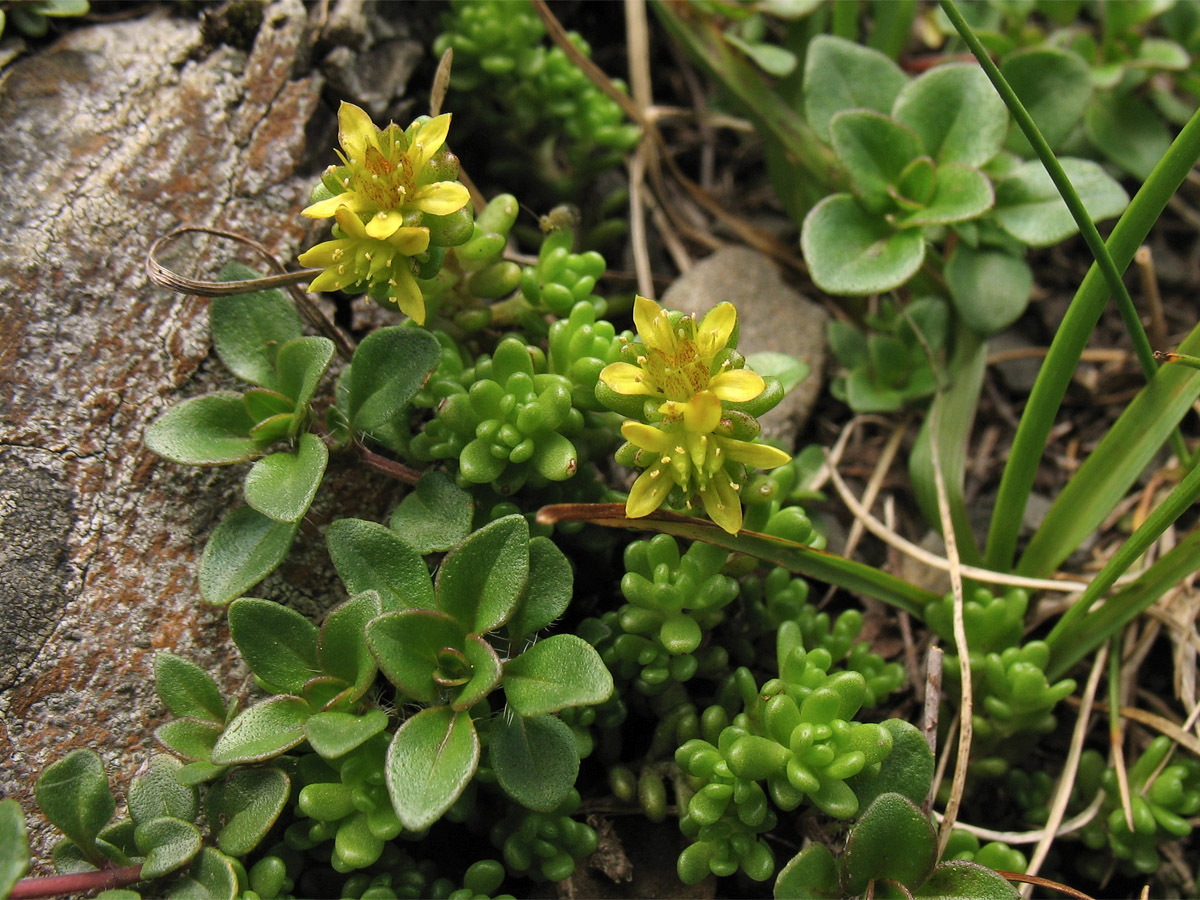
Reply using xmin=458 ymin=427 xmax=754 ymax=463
xmin=661 ymin=245 xmax=827 ymax=448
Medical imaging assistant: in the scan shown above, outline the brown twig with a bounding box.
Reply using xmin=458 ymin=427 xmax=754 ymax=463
xmin=10 ymin=864 xmax=144 ymax=899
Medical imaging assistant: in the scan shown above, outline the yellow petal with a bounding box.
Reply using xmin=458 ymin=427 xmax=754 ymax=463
xmin=721 ymin=438 xmax=792 ymax=470
xmin=365 ymin=211 xmax=402 ymax=240
xmin=621 ymin=421 xmax=671 ymax=453
xmin=626 ymin=463 xmax=674 ymax=518
xmin=387 ymin=226 xmax=431 ymax=256
xmin=297 ymin=239 xmax=351 ymax=268
xmin=600 ymin=362 xmax=656 ymax=395
xmin=699 ymin=476 xmax=742 ymax=534
xmin=301 ymin=194 xmax=349 ymax=219
xmin=338 ymin=101 xmax=377 ymax=161
xmin=683 ymin=391 xmax=722 ymax=434
xmin=409 ymin=182 xmax=470 ymax=216
xmin=633 ymin=295 xmax=675 ymax=353
xmin=410 ymin=113 xmax=452 ymax=171
xmin=710 ymin=369 xmax=765 ymax=402
xmin=307 ymin=267 xmax=347 ymax=293
xmin=385 ymin=266 xmax=426 ymax=325
xmin=696 ymin=302 xmax=737 ymax=360
xmin=333 ymin=205 xmax=370 ymax=239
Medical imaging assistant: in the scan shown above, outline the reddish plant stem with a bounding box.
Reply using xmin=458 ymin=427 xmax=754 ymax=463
xmin=10 ymin=864 xmax=143 ymax=899
xmin=357 ymin=445 xmax=423 ymax=485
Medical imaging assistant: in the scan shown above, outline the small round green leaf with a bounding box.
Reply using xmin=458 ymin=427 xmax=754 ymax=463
xmin=840 ymin=793 xmax=936 ymax=895
xmin=34 ymin=750 xmax=115 ymax=859
xmin=134 ymin=817 xmax=202 ymax=880
xmin=128 ymin=756 xmax=199 ymax=826
xmin=491 ymin=714 xmax=579 ymax=812
xmin=210 ymin=697 xmax=309 ymax=765
xmin=145 ymin=394 xmax=263 ymax=465
xmin=345 ymin=326 xmax=441 ymax=433
xmin=198 ymin=507 xmax=299 ymax=607
xmin=436 ymin=515 xmax=530 ymax=635
xmin=327 ymin=518 xmax=435 ymax=613
xmin=1084 ymin=91 xmax=1173 ymax=180
xmin=167 ymin=847 xmax=239 ymax=900
xmin=154 ymin=653 xmax=225 ymax=723
xmin=366 ymin=609 xmax=467 ymax=703
xmin=502 ymin=634 xmax=614 ymax=716
xmin=243 ymin=433 xmax=328 ymax=523
xmin=945 ymin=244 xmax=1032 ymax=335
xmin=920 ymin=860 xmax=1020 ymax=899
xmin=992 ymin=158 xmax=1129 ymax=247
xmin=452 ymin=634 xmax=504 ymax=711
xmin=275 ymin=336 xmax=334 ymax=414
xmin=205 ymin=767 xmax=290 ymax=857
xmin=1000 ymin=48 xmax=1092 ymax=155
xmin=506 ymin=537 xmax=573 ymax=644
xmin=830 ymin=110 xmax=924 ymax=212
xmin=209 ymin=263 xmax=303 ymax=389
xmin=801 ymin=193 xmax=925 ymax=295
xmin=774 ymin=843 xmax=841 ymax=899
xmin=892 ymin=64 xmax=1008 ymax=166
xmin=803 ymin=35 xmax=909 ymax=143
xmin=0 ymin=799 xmax=30 ymax=898
xmin=317 ymin=591 xmax=383 ymax=701
xmin=227 ymin=598 xmax=320 ymax=694
xmin=388 ymin=472 xmax=474 ymax=554
xmin=154 ymin=719 xmax=223 ymax=763
xmin=893 ymin=163 xmax=993 ymax=227
xmin=304 ymin=709 xmax=390 ymax=760
xmin=847 ymin=719 xmax=934 ymax=810
xmin=725 ymin=32 xmax=797 ymax=77
xmin=386 ymin=707 xmax=479 ymax=831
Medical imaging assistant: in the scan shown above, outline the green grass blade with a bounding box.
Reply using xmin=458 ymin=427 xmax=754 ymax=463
xmin=536 ymin=504 xmax=938 ymax=617
xmin=981 ymin=107 xmax=1200 ymax=571
xmin=1046 ymin=522 xmax=1200 ymax=682
xmin=1017 ymin=319 xmax=1200 ymax=578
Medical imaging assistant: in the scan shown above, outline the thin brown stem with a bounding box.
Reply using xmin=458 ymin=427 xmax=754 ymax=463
xmin=10 ymin=864 xmax=143 ymax=899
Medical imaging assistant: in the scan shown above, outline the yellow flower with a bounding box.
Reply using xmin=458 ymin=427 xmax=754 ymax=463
xmin=303 ymin=102 xmax=470 ymax=240
xmin=297 ymin=206 xmax=430 ymax=324
xmin=599 ymin=296 xmax=791 ymax=533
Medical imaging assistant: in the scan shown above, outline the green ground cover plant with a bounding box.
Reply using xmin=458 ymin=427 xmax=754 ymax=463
xmin=7 ymin=1 xmax=1200 ymax=898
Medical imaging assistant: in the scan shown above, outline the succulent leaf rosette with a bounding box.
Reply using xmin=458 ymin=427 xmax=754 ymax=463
xmin=598 ymin=296 xmax=790 ymax=534
xmin=298 ymin=102 xmax=471 ymax=324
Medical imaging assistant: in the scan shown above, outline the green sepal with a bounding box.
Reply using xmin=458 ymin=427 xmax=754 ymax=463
xmin=388 ymin=472 xmax=474 ymax=554
xmin=134 ymin=817 xmax=202 ymax=880
xmin=491 ymin=714 xmax=580 ymax=813
xmin=227 ymin=598 xmax=320 ymax=695
xmin=502 ymin=634 xmax=614 ymax=716
xmin=198 ymin=507 xmax=299 ymax=606
xmin=386 ymin=706 xmax=479 ymax=830
xmin=327 ymin=518 xmax=435 ymax=613
xmin=128 ymin=756 xmax=199 ymax=826
xmin=167 ymin=847 xmax=239 ymax=900
xmin=304 ymin=709 xmax=390 ymax=760
xmin=343 ymin=326 xmax=441 ymax=435
xmin=144 ymin=393 xmax=263 ymax=465
xmin=210 ymin=696 xmax=309 ymax=765
xmin=0 ymin=799 xmax=31 ymax=898
xmin=209 ymin=263 xmax=303 ymax=390
xmin=436 ymin=515 xmax=530 ymax=634
xmin=839 ymin=793 xmax=937 ymax=895
xmin=34 ymin=750 xmax=115 ymax=866
xmin=243 ymin=432 xmax=328 ymax=523
xmin=204 ymin=767 xmax=290 ymax=857
xmin=317 ymin=591 xmax=383 ymax=704
xmin=154 ymin=653 xmax=226 ymax=723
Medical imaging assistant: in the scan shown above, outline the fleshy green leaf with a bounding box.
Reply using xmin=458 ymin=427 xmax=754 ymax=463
xmin=919 ymin=860 xmax=1020 ymax=898
xmin=243 ymin=432 xmax=328 ymax=523
xmin=227 ymin=598 xmax=320 ymax=694
xmin=386 ymin=707 xmax=479 ymax=830
xmin=801 ymin=193 xmax=925 ymax=295
xmin=210 ymin=697 xmax=309 ymax=765
xmin=145 ymin=394 xmax=263 ymax=465
xmin=34 ymin=751 xmax=115 ymax=863
xmin=830 ymin=110 xmax=924 ymax=213
xmin=304 ymin=709 xmax=390 ymax=760
xmin=1000 ymin=47 xmax=1092 ymax=155
xmin=366 ymin=609 xmax=467 ymax=704
xmin=155 ymin=719 xmax=223 ymax=763
xmin=803 ymin=35 xmax=909 ymax=143
xmin=198 ymin=507 xmax=298 ymax=606
xmin=0 ymin=799 xmax=30 ymax=898
xmin=944 ymin=244 xmax=1032 ymax=335
xmin=275 ymin=336 xmax=334 ymax=415
xmin=506 ymin=537 xmax=573 ymax=644
xmin=154 ymin=653 xmax=225 ymax=723
xmin=167 ymin=847 xmax=239 ymax=900
xmin=490 ymin=714 xmax=579 ymax=813
xmin=893 ymin=163 xmax=993 ymax=227
xmin=344 ymin=326 xmax=441 ymax=434
xmin=992 ymin=158 xmax=1129 ymax=246
xmin=839 ymin=793 xmax=937 ymax=895
xmin=846 ymin=719 xmax=935 ymax=810
xmin=327 ymin=519 xmax=434 ymax=613
xmin=532 ymin=431 xmax=579 ymax=481
xmin=128 ymin=756 xmax=199 ymax=826
xmin=502 ymin=634 xmax=614 ymax=716
xmin=436 ymin=515 xmax=530 ymax=634
xmin=317 ymin=591 xmax=382 ymax=702
xmin=774 ymin=843 xmax=841 ymax=899
xmin=892 ymin=63 xmax=1008 ymax=166
xmin=388 ymin=472 xmax=474 ymax=554
xmin=205 ymin=767 xmax=290 ymax=857
xmin=135 ymin=817 xmax=202 ymax=880
xmin=209 ymin=263 xmax=303 ymax=390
